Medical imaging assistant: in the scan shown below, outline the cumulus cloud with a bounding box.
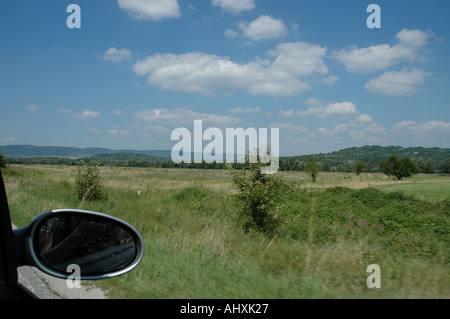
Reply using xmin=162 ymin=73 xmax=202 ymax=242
xmin=230 ymin=106 xmax=261 ymax=114
xmin=238 ymin=15 xmax=287 ymax=41
xmin=108 ymin=129 xmax=131 ymax=136
xmin=1 ymin=137 xmax=18 ymax=143
xmin=271 ymin=122 xmax=308 ymax=134
xmin=392 ymin=120 xmax=450 ymax=135
xmin=321 ymin=102 xmax=359 ymax=118
xmin=118 ymin=0 xmax=180 ymax=21
xmin=332 ymin=28 xmax=432 ymax=73
xmin=268 ymin=42 xmax=328 ymax=77
xmin=272 ymin=119 xmax=386 ymax=146
xmin=211 ymin=0 xmax=256 ymax=14
xmin=90 ymin=128 xmax=102 ymax=134
xmin=322 ymin=75 xmax=339 ymax=86
xmin=365 ymin=67 xmax=430 ymax=95
xmin=278 ymin=98 xmax=358 ymax=119
xmin=133 ymin=41 xmax=329 ymax=96
xmin=134 ymin=108 xmax=241 ymax=126
xmin=26 ymin=104 xmax=38 ymax=111
xmin=351 ymin=114 xmax=373 ymax=126
xmin=59 ymin=108 xmax=100 ymax=120
xmin=396 ymin=28 xmax=432 ymax=48
xmin=144 ymin=125 xmax=169 ymax=133
xmin=224 ymin=29 xmax=239 ymax=38
xmin=102 ymin=48 xmax=133 ymax=62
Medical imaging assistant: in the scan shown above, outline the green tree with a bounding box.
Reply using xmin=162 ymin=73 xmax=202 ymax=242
xmin=0 ymin=152 xmax=7 ymax=169
xmin=423 ymin=158 xmax=436 ymax=174
xmin=75 ymin=160 xmax=107 ymax=202
xmin=439 ymin=158 xmax=450 ymax=174
xmin=379 ymin=155 xmax=419 ymax=180
xmin=354 ymin=160 xmax=367 ymax=175
xmin=321 ymin=158 xmax=331 ymax=172
xmin=305 ymin=156 xmax=321 ymax=182
xmin=230 ymin=160 xmax=290 ymax=233
xmin=284 ymin=157 xmax=302 ymax=171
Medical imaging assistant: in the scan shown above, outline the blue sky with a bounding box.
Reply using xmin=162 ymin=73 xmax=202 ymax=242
xmin=0 ymin=0 xmax=449 ymax=156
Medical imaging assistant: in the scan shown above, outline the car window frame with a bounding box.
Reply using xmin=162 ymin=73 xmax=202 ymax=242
xmin=0 ymin=170 xmax=16 ymax=283
xmin=0 ymin=169 xmax=36 ymax=298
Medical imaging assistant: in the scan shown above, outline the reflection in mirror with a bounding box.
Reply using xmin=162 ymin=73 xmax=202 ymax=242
xmin=35 ymin=214 xmax=137 ymax=276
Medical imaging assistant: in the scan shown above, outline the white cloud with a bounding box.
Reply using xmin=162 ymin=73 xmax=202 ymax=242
xmin=144 ymin=125 xmax=169 ymax=133
xmin=268 ymin=42 xmax=329 ymax=77
xmin=365 ymin=122 xmax=387 ymax=135
xmin=272 ymin=120 xmax=386 ymax=146
xmin=271 ymin=122 xmax=308 ymax=134
xmin=230 ymin=106 xmax=261 ymax=114
xmin=1 ymin=137 xmax=18 ymax=143
xmin=211 ymin=0 xmax=256 ymax=14
xmin=322 ymin=75 xmax=339 ymax=86
xmin=396 ymin=28 xmax=432 ymax=48
xmin=238 ymin=15 xmax=287 ymax=41
xmin=279 ymin=99 xmax=358 ymax=119
xmin=118 ymin=0 xmax=180 ymax=21
xmin=324 ymin=102 xmax=358 ymax=118
xmin=74 ymin=110 xmax=100 ymax=119
xmin=333 ymin=44 xmax=413 ymax=73
xmin=59 ymin=108 xmax=100 ymax=120
xmin=392 ymin=120 xmax=450 ymax=135
xmin=108 ymin=129 xmax=131 ymax=136
xmin=277 ymin=110 xmax=296 ymax=117
xmin=351 ymin=114 xmax=373 ymax=126
xmin=134 ymin=108 xmax=241 ymax=126
xmin=224 ymin=29 xmax=239 ymax=38
xmin=332 ymin=28 xmax=432 ymax=73
xmin=365 ymin=67 xmax=430 ymax=95
xmin=271 ymin=111 xmax=388 ymax=154
xmin=133 ymin=41 xmax=328 ymax=96
xmin=102 ymin=48 xmax=133 ymax=62
xmin=26 ymin=104 xmax=38 ymax=111
xmin=90 ymin=128 xmax=103 ymax=134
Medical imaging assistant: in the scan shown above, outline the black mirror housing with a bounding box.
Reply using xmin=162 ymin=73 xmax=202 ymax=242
xmin=14 ymin=209 xmax=144 ymax=280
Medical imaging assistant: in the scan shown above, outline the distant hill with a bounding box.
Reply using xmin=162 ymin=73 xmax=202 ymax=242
xmin=292 ymin=145 xmax=449 ymax=162
xmin=2 ymin=144 xmax=449 ymax=173
xmin=0 ymin=145 xmax=172 ymax=159
xmin=280 ymin=145 xmax=450 ymax=172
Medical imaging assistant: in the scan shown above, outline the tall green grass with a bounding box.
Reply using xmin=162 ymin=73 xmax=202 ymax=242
xmin=378 ymin=182 xmax=450 ymax=203
xmin=2 ymin=166 xmax=449 ymax=299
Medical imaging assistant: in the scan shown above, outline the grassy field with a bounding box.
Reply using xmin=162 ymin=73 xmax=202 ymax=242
xmin=2 ymin=165 xmax=449 ymax=299
xmin=378 ymin=182 xmax=450 ymax=203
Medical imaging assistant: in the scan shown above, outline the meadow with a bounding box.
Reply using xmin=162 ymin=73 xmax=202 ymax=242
xmin=2 ymin=165 xmax=449 ymax=299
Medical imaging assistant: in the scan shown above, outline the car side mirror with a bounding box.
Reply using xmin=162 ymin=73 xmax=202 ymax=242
xmin=14 ymin=209 xmax=144 ymax=280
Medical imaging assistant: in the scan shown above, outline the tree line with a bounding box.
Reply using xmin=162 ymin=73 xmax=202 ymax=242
xmin=2 ymin=151 xmax=450 ymax=175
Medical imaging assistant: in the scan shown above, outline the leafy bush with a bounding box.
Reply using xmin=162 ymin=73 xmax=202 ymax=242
xmin=440 ymin=158 xmax=450 ymax=174
xmin=75 ymin=160 xmax=107 ymax=202
xmin=379 ymin=154 xmax=419 ymax=180
xmin=353 ymin=160 xmax=367 ymax=175
xmin=231 ymin=161 xmax=291 ymax=233
xmin=305 ymin=156 xmax=321 ymax=182
xmin=0 ymin=152 xmax=8 ymax=168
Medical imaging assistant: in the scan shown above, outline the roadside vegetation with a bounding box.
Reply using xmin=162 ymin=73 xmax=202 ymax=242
xmin=2 ymin=165 xmax=449 ymax=299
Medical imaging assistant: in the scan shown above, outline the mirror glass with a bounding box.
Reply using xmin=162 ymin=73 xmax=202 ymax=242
xmin=34 ymin=214 xmax=137 ymax=276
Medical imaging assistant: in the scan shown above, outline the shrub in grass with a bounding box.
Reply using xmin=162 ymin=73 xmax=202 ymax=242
xmin=75 ymin=160 xmax=107 ymax=202
xmin=231 ymin=161 xmax=291 ymax=233
xmin=305 ymin=156 xmax=321 ymax=182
